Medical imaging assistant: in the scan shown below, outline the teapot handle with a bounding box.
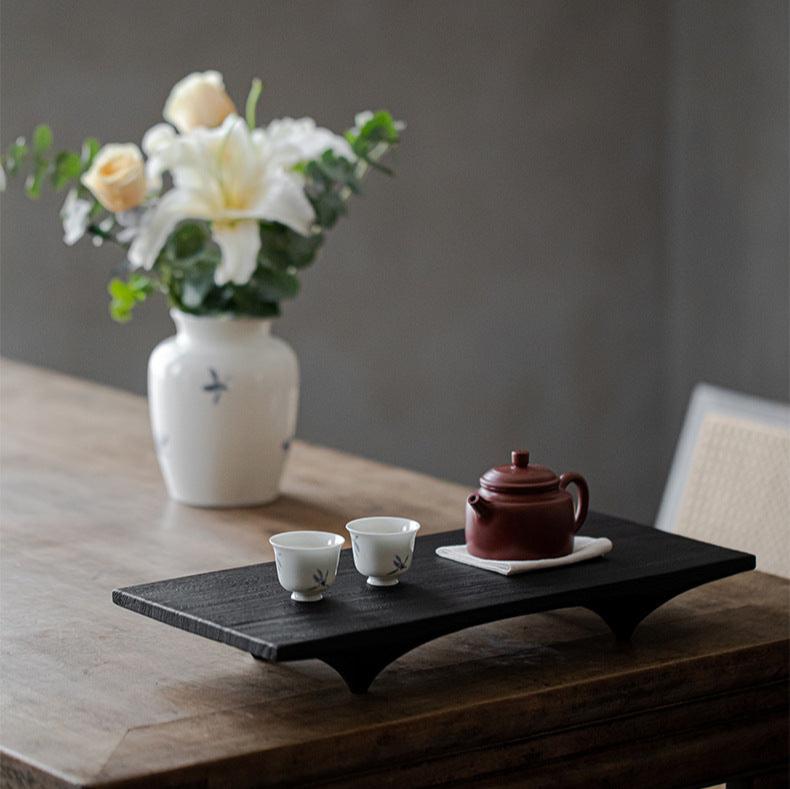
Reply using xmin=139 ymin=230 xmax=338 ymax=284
xmin=559 ymin=472 xmax=589 ymax=533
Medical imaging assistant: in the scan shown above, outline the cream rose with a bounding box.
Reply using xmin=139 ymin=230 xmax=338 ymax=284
xmin=81 ymin=144 xmax=147 ymax=212
xmin=163 ymin=71 xmax=236 ymax=133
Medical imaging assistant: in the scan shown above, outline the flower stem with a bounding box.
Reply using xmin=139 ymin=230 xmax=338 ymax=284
xmin=87 ymin=224 xmax=128 ymax=250
xmin=245 ymin=78 xmax=263 ymax=130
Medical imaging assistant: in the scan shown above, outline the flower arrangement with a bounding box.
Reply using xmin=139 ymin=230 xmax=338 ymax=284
xmin=2 ymin=71 xmax=402 ymax=321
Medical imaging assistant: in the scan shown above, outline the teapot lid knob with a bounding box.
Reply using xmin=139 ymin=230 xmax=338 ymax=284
xmin=481 ymin=449 xmax=557 ymax=492
xmin=511 ymin=450 xmax=530 ymax=468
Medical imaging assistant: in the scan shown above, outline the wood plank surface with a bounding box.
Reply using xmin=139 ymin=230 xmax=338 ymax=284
xmin=1 ymin=358 xmax=787 ymax=788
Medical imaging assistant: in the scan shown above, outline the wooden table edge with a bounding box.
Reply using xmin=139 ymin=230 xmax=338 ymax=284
xmin=7 ymin=629 xmax=787 ymax=789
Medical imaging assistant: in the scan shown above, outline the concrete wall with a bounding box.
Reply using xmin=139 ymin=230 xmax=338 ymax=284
xmin=665 ymin=0 xmax=789 ymax=430
xmin=1 ymin=0 xmax=787 ymax=524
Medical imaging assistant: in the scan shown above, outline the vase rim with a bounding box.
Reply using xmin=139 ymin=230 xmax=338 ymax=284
xmin=170 ymin=308 xmax=274 ymax=324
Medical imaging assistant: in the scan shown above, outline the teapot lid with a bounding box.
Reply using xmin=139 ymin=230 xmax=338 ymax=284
xmin=479 ymin=450 xmax=559 ymax=493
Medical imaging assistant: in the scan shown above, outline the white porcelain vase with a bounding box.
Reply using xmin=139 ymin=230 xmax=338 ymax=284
xmin=148 ymin=310 xmax=299 ymax=507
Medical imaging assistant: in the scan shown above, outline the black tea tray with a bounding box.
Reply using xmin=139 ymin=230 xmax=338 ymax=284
xmin=112 ymin=512 xmax=754 ymax=693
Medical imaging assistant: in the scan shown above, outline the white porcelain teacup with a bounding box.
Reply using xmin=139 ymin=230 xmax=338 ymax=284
xmin=269 ymin=531 xmax=345 ymax=602
xmin=346 ymin=517 xmax=421 ymax=587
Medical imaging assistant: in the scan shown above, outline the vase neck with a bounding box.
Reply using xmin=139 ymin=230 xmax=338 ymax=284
xmin=171 ymin=310 xmax=273 ymax=346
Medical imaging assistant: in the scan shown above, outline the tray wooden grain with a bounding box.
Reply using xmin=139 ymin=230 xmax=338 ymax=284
xmin=113 ymin=512 xmax=754 ymax=692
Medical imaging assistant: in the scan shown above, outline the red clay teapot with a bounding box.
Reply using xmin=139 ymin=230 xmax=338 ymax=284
xmin=465 ymin=450 xmax=589 ymax=560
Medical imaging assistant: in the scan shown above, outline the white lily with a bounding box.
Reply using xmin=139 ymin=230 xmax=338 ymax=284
xmin=130 ymin=114 xmax=353 ymax=286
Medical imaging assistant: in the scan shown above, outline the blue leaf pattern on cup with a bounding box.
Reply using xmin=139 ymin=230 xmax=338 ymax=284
xmin=312 ymin=568 xmax=329 ymax=588
xmin=388 ymin=552 xmax=410 ymax=575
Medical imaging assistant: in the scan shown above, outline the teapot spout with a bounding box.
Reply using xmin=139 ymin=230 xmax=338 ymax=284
xmin=467 ymin=493 xmax=492 ymax=520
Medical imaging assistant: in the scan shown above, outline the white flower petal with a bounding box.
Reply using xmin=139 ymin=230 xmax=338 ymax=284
xmin=128 ymin=190 xmax=208 ymax=270
xmin=152 ymin=115 xmax=242 ymax=204
xmin=116 ymin=226 xmax=139 ymax=244
xmin=142 ymin=124 xmax=178 ymax=195
xmin=115 ymin=208 xmax=144 ymax=227
xmin=60 ymin=189 xmax=92 ymax=246
xmin=244 ymin=173 xmax=315 ymax=235
xmin=142 ymin=123 xmax=177 ymax=157
xmin=211 ymin=220 xmax=261 ymax=286
xmin=146 ymin=163 xmax=163 ymax=196
xmin=265 ymin=117 xmax=354 ymax=167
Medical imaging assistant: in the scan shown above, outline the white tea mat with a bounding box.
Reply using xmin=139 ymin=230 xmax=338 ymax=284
xmin=435 ymin=536 xmax=613 ymax=576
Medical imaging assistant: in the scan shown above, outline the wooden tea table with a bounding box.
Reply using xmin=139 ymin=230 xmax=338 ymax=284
xmin=1 ymin=359 xmax=788 ymax=788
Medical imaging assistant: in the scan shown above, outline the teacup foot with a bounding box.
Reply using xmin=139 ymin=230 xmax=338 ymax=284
xmin=367 ymin=576 xmax=399 ymax=587
xmin=291 ymin=591 xmax=323 ymax=602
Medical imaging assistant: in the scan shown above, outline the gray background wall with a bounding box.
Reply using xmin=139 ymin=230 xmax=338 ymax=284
xmin=1 ymin=0 xmax=787 ymax=525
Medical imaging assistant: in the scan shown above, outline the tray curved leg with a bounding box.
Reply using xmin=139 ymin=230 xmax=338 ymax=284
xmin=250 ymin=637 xmax=431 ymax=694
xmin=320 ymin=639 xmax=426 ymax=694
xmin=586 ymin=590 xmax=681 ymax=641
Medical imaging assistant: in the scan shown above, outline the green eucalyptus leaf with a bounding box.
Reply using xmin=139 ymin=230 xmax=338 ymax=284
xmin=81 ymin=137 xmax=100 ymax=167
xmin=300 ymin=149 xmax=362 ymax=229
xmin=358 ymin=110 xmax=399 ymax=145
xmin=250 ymin=265 xmax=300 ymax=301
xmin=5 ymin=139 xmax=28 ymax=176
xmin=128 ymin=273 xmax=154 ymax=299
xmin=348 ymin=110 xmax=400 ymax=174
xmin=258 ymin=223 xmax=323 ymax=269
xmin=51 ymin=151 xmax=83 ymax=189
xmin=180 ymin=263 xmax=216 ymax=308
xmin=181 ymin=282 xmax=211 ymax=309
xmin=32 ymin=124 xmax=53 ymax=154
xmin=309 ymin=188 xmax=346 ymax=228
xmin=24 ymin=160 xmax=49 ymax=199
xmin=316 ymin=150 xmax=359 ymax=191
xmin=225 ymin=288 xmax=280 ymax=318
xmin=109 ymin=278 xmax=132 ymax=301
xmin=110 ymin=302 xmax=133 ymax=322
xmin=248 ymin=301 xmax=280 ymax=318
xmin=108 ymin=274 xmax=154 ymax=322
xmin=172 ymin=221 xmax=209 ymax=258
